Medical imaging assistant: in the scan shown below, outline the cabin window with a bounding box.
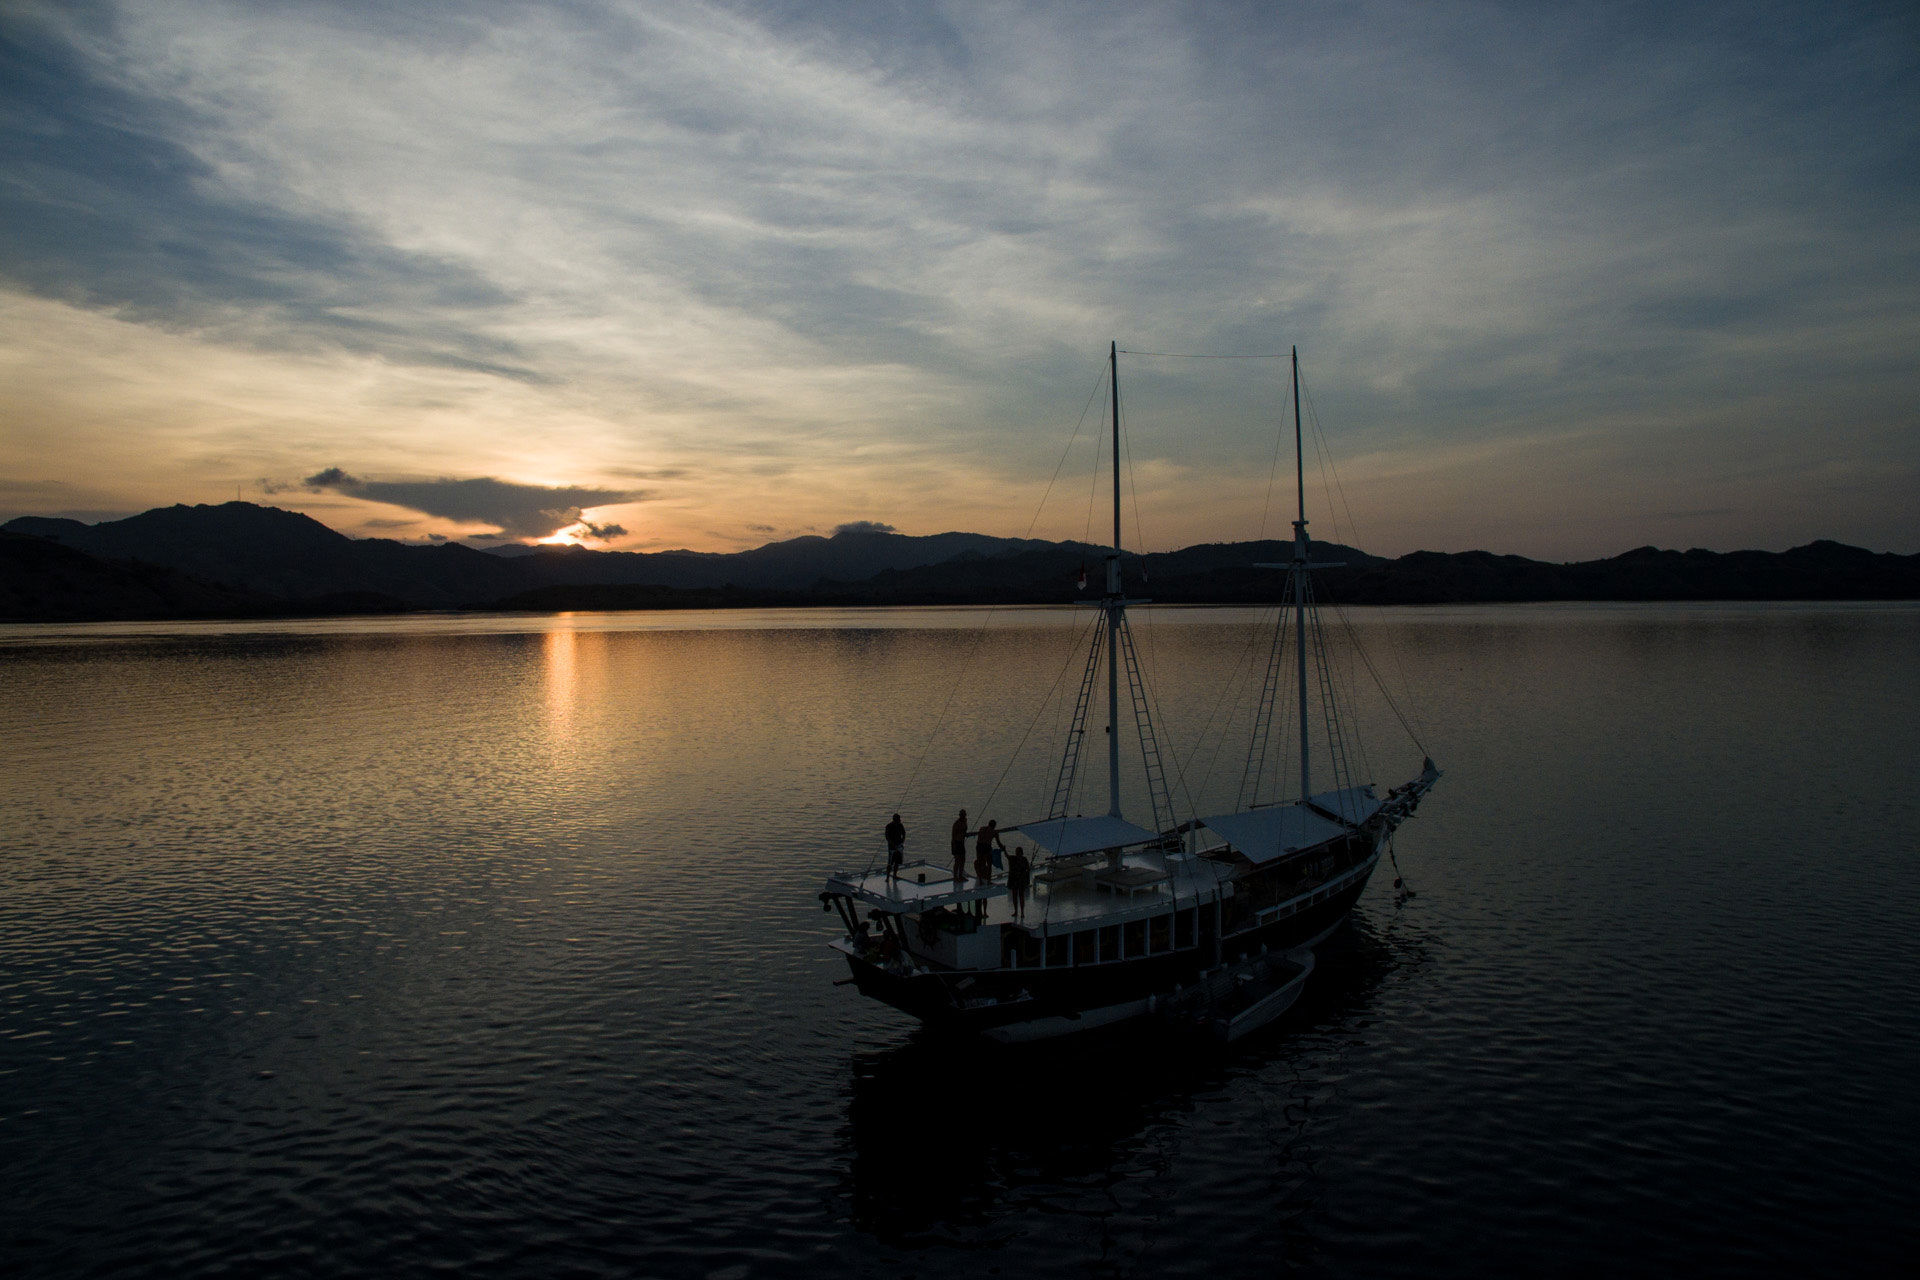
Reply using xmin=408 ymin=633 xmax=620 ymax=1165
xmin=1175 ymin=908 xmax=1195 ymax=948
xmin=1124 ymin=919 xmax=1146 ymax=958
xmin=1072 ymin=930 xmax=1096 ymax=966
xmin=1045 ymin=934 xmax=1069 ymax=967
xmin=1149 ymin=914 xmax=1171 ymax=954
xmin=1098 ymin=925 xmax=1120 ymax=964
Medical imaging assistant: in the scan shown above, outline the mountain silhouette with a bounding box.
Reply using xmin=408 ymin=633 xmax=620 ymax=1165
xmin=3 ymin=502 xmax=1916 ymax=622
xmin=495 ymin=528 xmax=1066 ymax=592
xmin=16 ymin=503 xmax=539 ymax=605
xmin=1 ymin=529 xmax=271 ymax=621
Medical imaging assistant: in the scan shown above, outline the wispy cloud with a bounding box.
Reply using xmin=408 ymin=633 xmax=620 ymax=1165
xmin=0 ymin=8 xmax=537 ymax=380
xmin=0 ymin=0 xmax=1914 ymax=555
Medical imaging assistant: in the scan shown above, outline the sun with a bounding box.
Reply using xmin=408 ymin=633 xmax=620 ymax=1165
xmin=534 ymin=522 xmax=590 ymax=548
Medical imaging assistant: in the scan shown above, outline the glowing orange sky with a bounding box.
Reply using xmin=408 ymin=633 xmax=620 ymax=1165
xmin=2 ymin=2 xmax=1915 ymax=559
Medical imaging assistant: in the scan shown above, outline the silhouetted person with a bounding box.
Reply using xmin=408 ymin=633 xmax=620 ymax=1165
xmin=950 ymin=809 xmax=969 ymax=886
xmin=1007 ymin=846 xmax=1031 ymax=919
xmin=974 ymin=819 xmax=1004 ymax=885
xmin=884 ymin=813 xmax=906 ymax=877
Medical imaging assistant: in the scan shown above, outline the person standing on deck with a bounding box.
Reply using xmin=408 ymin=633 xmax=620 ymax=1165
xmin=884 ymin=813 xmax=906 ymax=877
xmin=1007 ymin=846 xmax=1031 ymax=920
xmin=950 ymin=810 xmax=969 ymax=886
xmin=974 ymin=820 xmax=1004 ymax=885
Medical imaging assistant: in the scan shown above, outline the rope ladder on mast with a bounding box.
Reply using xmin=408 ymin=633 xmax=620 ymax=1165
xmin=1117 ymin=612 xmax=1175 ymax=837
xmin=1239 ymin=599 xmax=1293 ymax=810
xmin=1046 ymin=629 xmax=1105 ymax=820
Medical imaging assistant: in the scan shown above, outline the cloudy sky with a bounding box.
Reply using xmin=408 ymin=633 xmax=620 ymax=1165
xmin=2 ymin=0 xmax=1914 ymax=558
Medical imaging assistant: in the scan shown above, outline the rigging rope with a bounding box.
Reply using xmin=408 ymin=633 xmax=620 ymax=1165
xmin=1116 ymin=350 xmax=1293 ymax=359
xmin=1327 ymin=599 xmax=1430 ymax=757
xmin=1083 ymin=416 xmax=1104 ymax=546
xmin=879 ymin=364 xmax=1111 ymax=873
xmin=980 ymin=608 xmax=1104 ymax=819
xmin=1114 ymin=387 xmax=1204 ymax=830
xmin=1239 ymin=596 xmax=1290 ymax=809
xmin=1185 ymin=600 xmax=1275 ymax=807
xmin=1120 ymin=381 xmax=1150 ymax=565
xmin=1299 ymin=361 xmax=1436 ymax=763
xmin=1123 ymin=611 xmax=1198 ymax=835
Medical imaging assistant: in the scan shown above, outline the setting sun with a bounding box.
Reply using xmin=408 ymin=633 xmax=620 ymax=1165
xmin=536 ymin=525 xmax=589 ymax=548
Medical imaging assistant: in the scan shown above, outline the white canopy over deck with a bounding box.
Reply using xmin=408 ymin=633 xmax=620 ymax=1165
xmin=1306 ymin=784 xmax=1384 ymax=826
xmin=1010 ymin=814 xmax=1160 ymax=858
xmin=1197 ymin=804 xmax=1348 ymax=865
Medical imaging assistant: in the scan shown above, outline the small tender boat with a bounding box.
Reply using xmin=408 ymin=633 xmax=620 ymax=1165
xmin=1150 ymin=945 xmax=1318 ymax=1044
xmin=1211 ymin=949 xmax=1316 ymax=1043
xmin=821 ymin=344 xmax=1438 ymax=1042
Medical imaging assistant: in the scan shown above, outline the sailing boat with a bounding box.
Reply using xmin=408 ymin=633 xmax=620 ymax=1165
xmin=820 ymin=343 xmax=1440 ymax=1043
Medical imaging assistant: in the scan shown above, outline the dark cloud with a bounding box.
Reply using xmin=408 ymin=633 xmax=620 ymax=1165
xmin=833 ymin=520 xmax=897 ymax=536
xmin=577 ymin=521 xmax=627 ymax=542
xmin=302 ymin=468 xmax=643 ymax=540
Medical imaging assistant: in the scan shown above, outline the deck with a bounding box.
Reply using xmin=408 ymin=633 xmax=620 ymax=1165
xmin=826 ymin=848 xmax=1235 ymax=934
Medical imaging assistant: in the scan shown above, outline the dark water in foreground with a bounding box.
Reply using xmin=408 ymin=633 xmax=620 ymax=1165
xmin=3 ymin=603 xmax=1917 ymax=1277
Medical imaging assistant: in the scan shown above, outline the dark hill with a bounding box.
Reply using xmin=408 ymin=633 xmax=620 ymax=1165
xmin=0 ymin=504 xmax=1096 ymax=618
xmin=3 ymin=502 xmax=1916 ymax=621
xmin=1316 ymin=540 xmax=1920 ymax=604
xmin=0 ymin=530 xmax=272 ymax=621
xmin=499 ymin=528 xmax=1063 ymax=591
xmin=10 ymin=502 xmax=532 ymax=605
xmin=807 ymin=539 xmax=1373 ymax=605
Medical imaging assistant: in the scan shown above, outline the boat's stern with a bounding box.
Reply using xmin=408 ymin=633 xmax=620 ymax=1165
xmin=819 ymin=861 xmax=1010 ymax=1023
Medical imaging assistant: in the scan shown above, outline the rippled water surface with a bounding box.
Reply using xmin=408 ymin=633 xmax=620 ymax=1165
xmin=4 ymin=603 xmax=1917 ymax=1277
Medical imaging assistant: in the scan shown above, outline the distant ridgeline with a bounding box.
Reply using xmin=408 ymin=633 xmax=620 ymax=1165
xmin=3 ymin=502 xmax=1917 ymax=622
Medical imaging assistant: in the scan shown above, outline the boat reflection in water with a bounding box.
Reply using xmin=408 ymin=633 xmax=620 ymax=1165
xmin=841 ymin=911 xmax=1418 ymax=1252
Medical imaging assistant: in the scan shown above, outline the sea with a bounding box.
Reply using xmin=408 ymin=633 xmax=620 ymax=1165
xmin=2 ymin=602 xmax=1916 ymax=1278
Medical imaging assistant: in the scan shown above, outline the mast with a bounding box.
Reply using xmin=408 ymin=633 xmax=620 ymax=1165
xmin=1107 ymin=340 xmax=1123 ymax=818
xmin=1292 ymin=345 xmax=1310 ymax=803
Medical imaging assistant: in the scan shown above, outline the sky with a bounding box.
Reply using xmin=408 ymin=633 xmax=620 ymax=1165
xmin=1 ymin=0 xmax=1915 ymax=560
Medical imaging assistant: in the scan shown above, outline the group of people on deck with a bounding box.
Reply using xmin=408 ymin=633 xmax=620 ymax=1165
xmin=882 ymin=809 xmax=1031 ymax=918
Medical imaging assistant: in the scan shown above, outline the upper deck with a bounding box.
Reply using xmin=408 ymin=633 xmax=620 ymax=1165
xmin=824 ymin=846 xmax=1236 ymax=935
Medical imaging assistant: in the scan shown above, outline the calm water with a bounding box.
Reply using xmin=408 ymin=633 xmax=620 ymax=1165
xmin=3 ymin=603 xmax=1917 ymax=1277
